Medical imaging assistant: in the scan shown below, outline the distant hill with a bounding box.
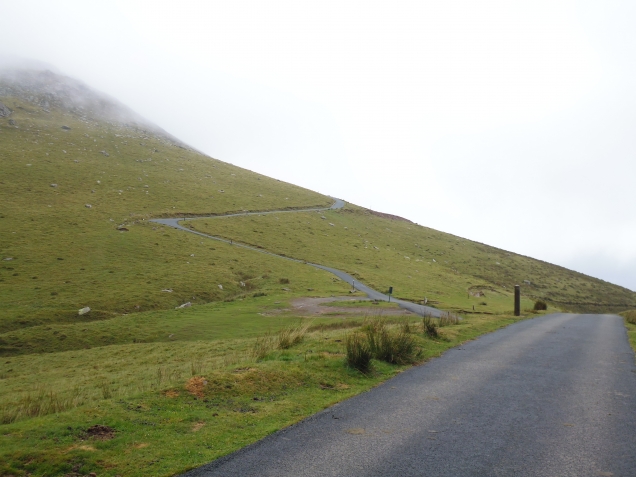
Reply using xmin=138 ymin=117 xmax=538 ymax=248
xmin=1 ymin=67 xmax=634 ymax=338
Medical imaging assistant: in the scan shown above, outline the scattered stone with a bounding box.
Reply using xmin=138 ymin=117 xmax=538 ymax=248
xmin=329 ymin=223 xmax=335 ymax=226
xmin=240 ymin=281 xmax=246 ymax=287
xmin=190 ymin=254 xmax=195 ymax=257
xmin=523 ymin=280 xmax=531 ymax=285
xmin=61 ymin=125 xmax=71 ymax=130
xmin=432 ymin=259 xmax=436 ymax=263
xmin=0 ymin=102 xmax=11 ymax=117
xmin=176 ymin=302 xmax=192 ymax=309
xmin=162 ymin=289 xmax=173 ymax=293
xmin=8 ymin=118 xmax=16 ymax=126
xmin=3 ymin=257 xmax=13 ymax=261
xmin=100 ymin=150 xmax=109 ymax=157
xmin=78 ymin=306 xmax=91 ymax=315
xmin=116 ymin=227 xmax=128 ymax=232
xmin=307 ymin=288 xmax=314 ymax=291
xmin=218 ymin=284 xmax=223 ymax=290
xmin=85 ymin=204 xmax=92 ymax=208
xmin=321 ymin=216 xmax=326 ymax=219
xmin=96 ymin=180 xmax=101 ymax=184
xmin=282 ymin=287 xmax=290 ymax=291
xmin=50 ymin=183 xmax=57 ymax=187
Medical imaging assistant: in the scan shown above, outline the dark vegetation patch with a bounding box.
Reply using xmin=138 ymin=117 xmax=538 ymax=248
xmin=82 ymin=424 xmax=115 ymax=441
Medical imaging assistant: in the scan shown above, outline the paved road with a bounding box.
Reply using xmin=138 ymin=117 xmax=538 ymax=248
xmin=182 ymin=313 xmax=636 ymax=477
xmin=151 ymin=199 xmax=443 ymax=317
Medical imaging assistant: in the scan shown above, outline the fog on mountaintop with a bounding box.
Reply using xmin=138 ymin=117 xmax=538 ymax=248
xmin=1 ymin=1 xmax=635 ymax=291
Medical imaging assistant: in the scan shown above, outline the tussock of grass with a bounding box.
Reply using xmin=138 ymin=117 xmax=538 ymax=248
xmin=345 ymin=319 xmax=421 ymax=369
xmin=277 ymin=321 xmax=311 ymax=349
xmin=439 ymin=311 xmax=461 ymax=327
xmin=345 ymin=332 xmax=372 ymax=373
xmin=422 ymin=315 xmax=439 ymax=338
xmin=250 ymin=334 xmax=275 ymax=361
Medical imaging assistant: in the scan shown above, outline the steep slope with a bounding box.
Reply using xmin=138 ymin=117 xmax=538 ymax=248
xmin=0 ymin=69 xmax=333 ymax=333
xmin=1 ymin=68 xmax=634 ymax=339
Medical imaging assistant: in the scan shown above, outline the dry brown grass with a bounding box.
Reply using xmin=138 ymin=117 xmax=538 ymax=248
xmin=185 ymin=376 xmax=208 ymax=398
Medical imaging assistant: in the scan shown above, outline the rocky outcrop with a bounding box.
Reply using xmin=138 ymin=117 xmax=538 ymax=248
xmin=0 ymin=101 xmax=10 ymax=117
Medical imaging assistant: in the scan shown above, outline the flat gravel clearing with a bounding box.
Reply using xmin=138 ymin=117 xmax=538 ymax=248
xmin=183 ymin=313 xmax=636 ymax=477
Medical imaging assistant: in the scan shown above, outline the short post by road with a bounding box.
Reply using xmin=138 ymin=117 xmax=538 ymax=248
xmin=514 ymin=285 xmax=521 ymax=316
xmin=388 ymin=286 xmax=393 ymax=302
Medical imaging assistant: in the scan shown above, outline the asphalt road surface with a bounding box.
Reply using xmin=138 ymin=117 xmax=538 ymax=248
xmin=182 ymin=313 xmax=636 ymax=477
xmin=151 ymin=199 xmax=442 ymax=317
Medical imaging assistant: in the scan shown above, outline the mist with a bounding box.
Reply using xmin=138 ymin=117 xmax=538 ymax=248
xmin=1 ymin=0 xmax=635 ymax=291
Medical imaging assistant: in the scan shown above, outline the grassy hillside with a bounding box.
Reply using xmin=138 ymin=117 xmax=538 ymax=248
xmin=191 ymin=206 xmax=636 ymax=313
xmin=0 ymin=93 xmax=333 ymax=334
xmin=1 ymin=69 xmax=635 ymax=476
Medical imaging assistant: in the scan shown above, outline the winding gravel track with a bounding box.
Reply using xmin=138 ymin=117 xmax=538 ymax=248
xmin=151 ymin=199 xmax=443 ymax=317
xmin=182 ymin=313 xmax=636 ymax=477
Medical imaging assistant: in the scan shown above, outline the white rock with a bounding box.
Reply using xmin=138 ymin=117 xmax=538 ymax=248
xmin=78 ymin=306 xmax=91 ymax=315
xmin=218 ymin=284 xmax=223 ymax=290
xmin=50 ymin=183 xmax=57 ymax=187
xmin=190 ymin=254 xmax=195 ymax=257
xmin=85 ymin=204 xmax=92 ymax=208
xmin=3 ymin=257 xmax=13 ymax=261
xmin=329 ymin=223 xmax=335 ymax=226
xmin=162 ymin=289 xmax=173 ymax=293
xmin=240 ymin=281 xmax=245 ymax=287
xmin=175 ymin=302 xmax=192 ymax=309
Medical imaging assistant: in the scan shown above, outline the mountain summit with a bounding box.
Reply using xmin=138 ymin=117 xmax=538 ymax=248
xmin=0 ymin=68 xmax=175 ymax=141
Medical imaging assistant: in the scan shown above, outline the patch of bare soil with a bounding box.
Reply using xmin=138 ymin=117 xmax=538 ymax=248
xmin=82 ymin=424 xmax=116 ymax=441
xmin=290 ymin=296 xmax=413 ymax=316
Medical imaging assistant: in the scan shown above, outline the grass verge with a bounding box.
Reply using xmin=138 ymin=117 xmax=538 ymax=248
xmin=620 ymin=310 xmax=636 ymax=353
xmin=1 ymin=312 xmax=528 ymax=476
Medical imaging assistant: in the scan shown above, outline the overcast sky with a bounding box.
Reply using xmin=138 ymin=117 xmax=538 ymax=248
xmin=2 ymin=0 xmax=635 ymax=291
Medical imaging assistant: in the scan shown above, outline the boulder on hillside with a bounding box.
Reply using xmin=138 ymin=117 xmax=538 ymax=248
xmin=0 ymin=101 xmax=11 ymax=117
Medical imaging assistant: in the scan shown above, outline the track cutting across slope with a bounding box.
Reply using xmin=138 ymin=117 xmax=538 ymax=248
xmin=151 ymin=199 xmax=444 ymax=317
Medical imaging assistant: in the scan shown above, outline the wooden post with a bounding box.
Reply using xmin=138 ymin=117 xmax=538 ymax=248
xmin=514 ymin=285 xmax=520 ymax=316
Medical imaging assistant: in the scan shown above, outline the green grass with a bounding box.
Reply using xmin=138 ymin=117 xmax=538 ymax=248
xmin=2 ymin=75 xmax=636 ymax=477
xmin=620 ymin=310 xmax=636 ymax=353
xmin=0 ymin=96 xmax=333 ymax=333
xmin=190 ymin=208 xmax=634 ymax=313
xmin=0 ymin=312 xmax=528 ymax=477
